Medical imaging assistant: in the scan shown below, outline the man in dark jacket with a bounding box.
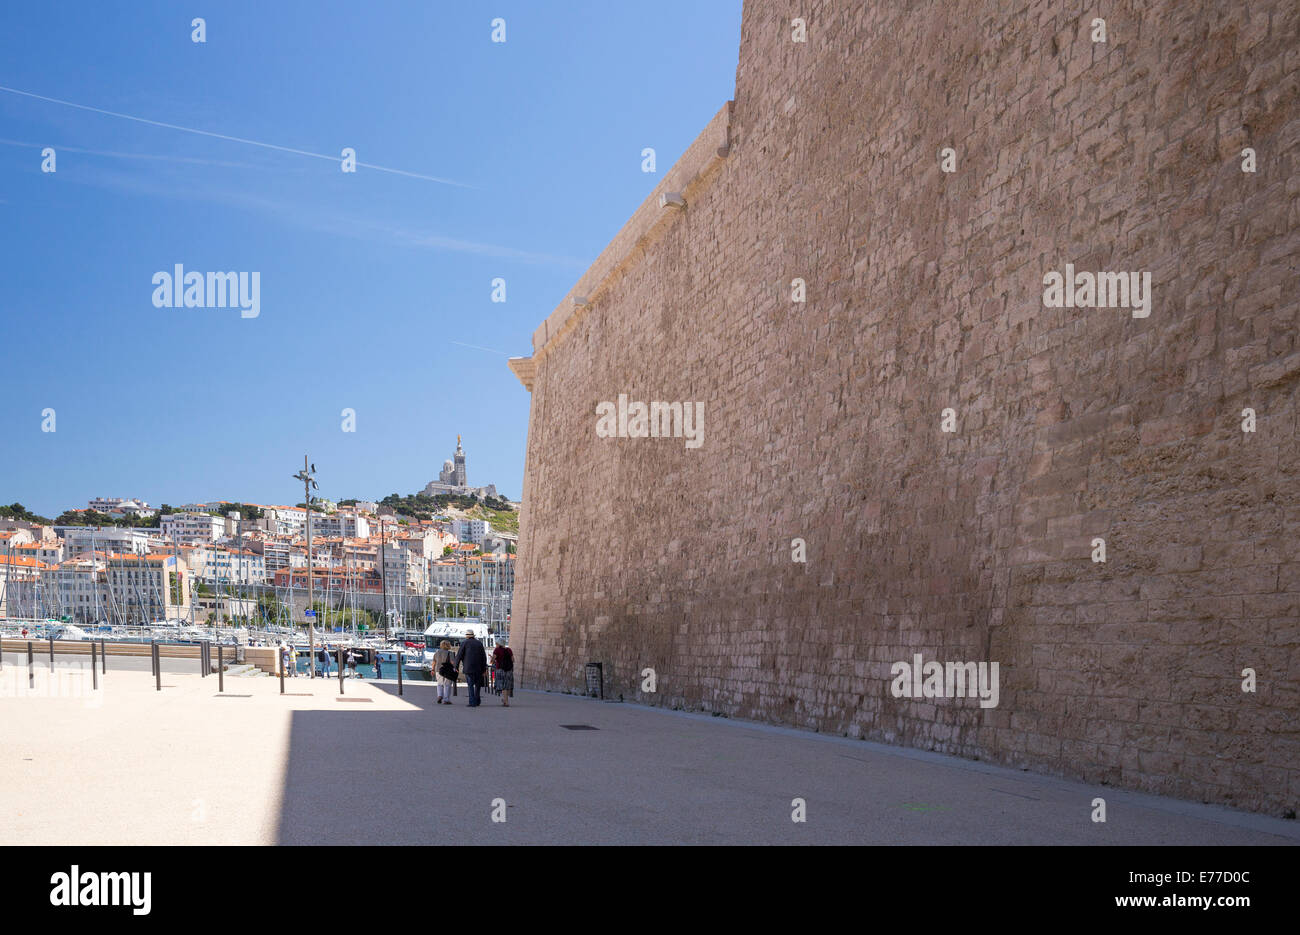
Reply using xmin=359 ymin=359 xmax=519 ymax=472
xmin=454 ymin=630 xmax=487 ymax=707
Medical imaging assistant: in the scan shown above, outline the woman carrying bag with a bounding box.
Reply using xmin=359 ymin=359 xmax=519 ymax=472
xmin=434 ymin=639 xmax=456 ymax=705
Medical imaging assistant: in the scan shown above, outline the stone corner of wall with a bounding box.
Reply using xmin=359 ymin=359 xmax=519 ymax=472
xmin=507 ymin=356 xmax=536 ymax=392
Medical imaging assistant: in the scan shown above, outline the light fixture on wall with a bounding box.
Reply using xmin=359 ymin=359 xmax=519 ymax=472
xmin=659 ymin=192 xmax=686 ymax=209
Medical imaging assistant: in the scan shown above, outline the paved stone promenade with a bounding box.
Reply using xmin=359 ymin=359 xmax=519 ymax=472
xmin=2 ymin=663 xmax=1296 ymax=845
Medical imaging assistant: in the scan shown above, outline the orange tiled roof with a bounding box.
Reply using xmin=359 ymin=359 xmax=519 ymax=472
xmin=0 ymin=554 xmax=46 ymax=569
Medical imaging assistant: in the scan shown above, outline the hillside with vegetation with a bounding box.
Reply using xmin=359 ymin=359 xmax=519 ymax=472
xmin=460 ymin=503 xmax=519 ymax=535
xmin=375 ymin=491 xmax=518 ymax=533
xmin=0 ymin=502 xmax=53 ymax=525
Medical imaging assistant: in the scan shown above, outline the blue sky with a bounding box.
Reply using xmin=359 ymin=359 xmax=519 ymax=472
xmin=0 ymin=1 xmax=742 ymax=517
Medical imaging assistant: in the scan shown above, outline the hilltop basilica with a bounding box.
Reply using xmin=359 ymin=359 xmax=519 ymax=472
xmin=422 ymin=435 xmax=499 ymax=500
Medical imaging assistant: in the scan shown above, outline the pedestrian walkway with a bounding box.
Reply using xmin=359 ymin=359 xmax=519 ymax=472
xmin=2 ymin=667 xmax=1295 ymax=845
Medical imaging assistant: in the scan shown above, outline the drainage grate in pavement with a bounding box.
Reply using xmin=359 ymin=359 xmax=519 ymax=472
xmin=336 ymin=697 xmax=373 ymax=703
xmin=215 ymin=694 xmax=252 ymax=698
xmin=560 ymin=724 xmax=599 ymax=730
xmin=282 ymin=693 xmax=313 ymax=696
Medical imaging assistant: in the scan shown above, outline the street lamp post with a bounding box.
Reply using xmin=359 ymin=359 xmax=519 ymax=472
xmin=292 ymin=457 xmax=319 ymax=677
xmin=379 ymin=527 xmax=388 ymax=643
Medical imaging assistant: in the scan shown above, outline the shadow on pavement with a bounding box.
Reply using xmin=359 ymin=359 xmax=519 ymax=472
xmin=276 ymin=682 xmax=487 ymax=845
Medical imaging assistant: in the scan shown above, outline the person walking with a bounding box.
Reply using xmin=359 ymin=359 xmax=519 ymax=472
xmin=373 ymin=651 xmax=383 ymax=680
xmin=319 ymin=645 xmax=331 ymax=678
xmin=347 ymin=649 xmax=359 ymax=678
xmin=491 ymin=640 xmax=514 ymax=707
xmin=454 ymin=630 xmax=486 ymax=708
xmin=434 ymin=639 xmax=455 ymax=705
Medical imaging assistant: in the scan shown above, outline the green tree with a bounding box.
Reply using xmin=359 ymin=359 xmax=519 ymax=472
xmin=0 ymin=502 xmax=53 ymax=524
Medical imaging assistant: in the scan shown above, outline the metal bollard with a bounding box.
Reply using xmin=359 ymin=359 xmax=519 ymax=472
xmin=151 ymin=640 xmax=157 ymax=678
xmin=154 ymin=643 xmax=161 ymax=692
xmin=49 ymin=636 xmax=55 ymax=672
xmin=92 ymin=641 xmax=98 ymax=691
xmin=218 ymin=645 xmax=224 ymax=693
xmin=28 ymin=641 xmax=34 ymax=689
xmin=101 ymin=638 xmax=106 ymax=675
xmin=337 ymin=648 xmax=344 ymax=695
xmin=397 ymin=652 xmax=404 ymax=696
xmin=280 ymin=654 xmax=285 ymax=694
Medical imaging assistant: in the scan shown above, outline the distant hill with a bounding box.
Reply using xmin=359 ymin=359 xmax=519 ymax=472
xmin=374 ymin=491 xmax=518 ymax=533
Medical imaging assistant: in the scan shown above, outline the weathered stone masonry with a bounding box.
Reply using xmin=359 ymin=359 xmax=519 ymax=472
xmin=509 ymin=1 xmax=1299 ymax=815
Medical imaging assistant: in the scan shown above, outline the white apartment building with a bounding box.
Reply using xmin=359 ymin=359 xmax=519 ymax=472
xmin=452 ymin=518 xmax=489 ymax=545
xmin=260 ymin=539 xmax=293 ymax=575
xmin=57 ymin=526 xmax=157 ymax=559
xmin=381 ymin=545 xmax=426 ymax=595
xmin=161 ymin=512 xmax=226 ymax=544
xmin=105 ymin=553 xmax=190 ymax=624
xmin=40 ymin=558 xmax=108 ymax=623
xmin=429 ymin=559 xmax=467 ymax=591
xmin=89 ymin=497 xmax=151 ymax=513
xmin=187 ymin=545 xmax=266 ymax=587
xmin=264 ymin=506 xmax=308 ymax=536
xmin=310 ymin=511 xmax=370 ymax=539
xmin=260 ymin=537 xmax=337 ymax=574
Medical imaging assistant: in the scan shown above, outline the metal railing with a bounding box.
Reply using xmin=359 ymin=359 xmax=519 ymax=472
xmin=0 ymin=636 xmax=411 ymax=699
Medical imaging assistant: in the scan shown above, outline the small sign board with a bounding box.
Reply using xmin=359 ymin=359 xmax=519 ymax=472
xmin=304 ymin=610 xmax=316 ymax=617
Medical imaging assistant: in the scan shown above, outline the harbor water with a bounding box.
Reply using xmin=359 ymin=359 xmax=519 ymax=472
xmin=292 ymin=657 xmax=432 ymax=681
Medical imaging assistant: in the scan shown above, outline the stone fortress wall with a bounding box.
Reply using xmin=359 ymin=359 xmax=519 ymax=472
xmin=509 ymin=1 xmax=1299 ymax=815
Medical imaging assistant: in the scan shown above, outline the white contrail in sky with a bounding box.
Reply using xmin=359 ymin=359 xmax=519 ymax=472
xmin=449 ymin=341 xmax=513 ymax=356
xmin=0 ymin=135 xmax=261 ymax=169
xmin=0 ymin=84 xmax=473 ymax=188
